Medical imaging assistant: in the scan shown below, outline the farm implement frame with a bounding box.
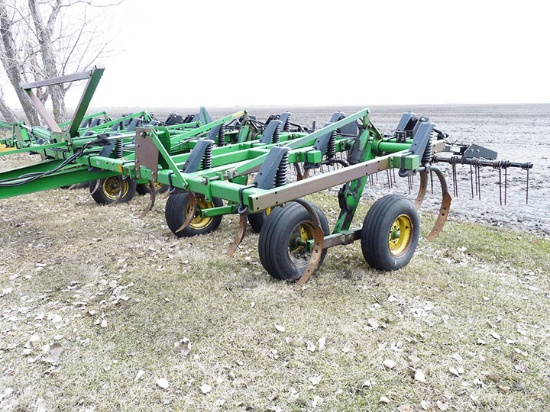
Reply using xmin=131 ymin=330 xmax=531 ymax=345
xmin=0 ymin=67 xmax=533 ymax=284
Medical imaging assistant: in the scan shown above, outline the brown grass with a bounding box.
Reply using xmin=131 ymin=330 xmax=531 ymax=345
xmin=0 ymin=181 xmax=549 ymax=411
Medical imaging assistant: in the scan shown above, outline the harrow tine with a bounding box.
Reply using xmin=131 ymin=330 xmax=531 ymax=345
xmin=469 ymin=165 xmax=474 ymax=198
xmin=498 ymin=167 xmax=503 ymax=206
xmin=477 ymin=164 xmax=482 ymax=200
xmin=504 ymin=166 xmax=508 ymax=205
xmin=526 ymin=167 xmax=530 ymax=204
xmin=452 ymin=162 xmax=458 ymax=197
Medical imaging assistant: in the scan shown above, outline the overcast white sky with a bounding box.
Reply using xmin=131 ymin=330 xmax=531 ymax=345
xmin=69 ymin=0 xmax=550 ymax=108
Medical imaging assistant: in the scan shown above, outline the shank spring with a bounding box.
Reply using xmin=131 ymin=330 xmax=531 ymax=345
xmin=327 ymin=131 xmax=336 ymax=160
xmin=421 ymin=134 xmax=434 ymax=165
xmin=272 ymin=123 xmax=281 ymax=144
xmin=202 ymin=144 xmax=213 ymax=170
xmin=275 ymin=151 xmax=288 ymax=187
xmin=217 ymin=125 xmax=226 ymax=147
xmin=114 ymin=138 xmax=123 ymax=159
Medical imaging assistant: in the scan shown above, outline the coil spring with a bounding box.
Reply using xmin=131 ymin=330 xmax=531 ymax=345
xmin=421 ymin=134 xmax=434 ymax=164
xmin=114 ymin=138 xmax=123 ymax=159
xmin=202 ymin=143 xmax=213 ymax=170
xmin=272 ymin=123 xmax=281 ymax=144
xmin=217 ymin=125 xmax=225 ymax=147
xmin=283 ymin=114 xmax=291 ymax=132
xmin=275 ymin=151 xmax=288 ymax=187
xmin=492 ymin=160 xmax=511 ymax=169
xmin=327 ymin=131 xmax=336 ymax=159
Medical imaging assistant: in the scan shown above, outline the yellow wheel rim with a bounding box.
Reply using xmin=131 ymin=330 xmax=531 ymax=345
xmin=388 ymin=214 xmax=413 ymax=256
xmin=102 ymin=177 xmax=129 ymax=201
xmin=0 ymin=144 xmax=16 ymax=152
xmin=288 ymin=222 xmax=315 ymax=265
xmin=186 ymin=198 xmax=215 ymax=229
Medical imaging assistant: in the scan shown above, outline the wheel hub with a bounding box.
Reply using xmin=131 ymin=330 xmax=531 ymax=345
xmin=388 ymin=214 xmax=412 ymax=256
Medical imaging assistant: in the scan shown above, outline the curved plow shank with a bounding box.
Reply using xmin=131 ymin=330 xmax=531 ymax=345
xmin=415 ymin=170 xmax=428 ymax=209
xmin=175 ymin=191 xmax=197 ymax=233
xmin=90 ymin=179 xmax=101 ymax=195
xmin=295 ymin=199 xmax=325 ymax=286
xmin=293 ymin=163 xmax=310 ymax=181
xmin=226 ymin=213 xmax=247 ymax=255
xmin=139 ymin=180 xmax=156 ymax=219
xmin=426 ymin=167 xmax=452 ymax=241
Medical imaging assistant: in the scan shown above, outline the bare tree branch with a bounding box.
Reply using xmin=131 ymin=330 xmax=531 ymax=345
xmin=0 ymin=0 xmax=122 ymax=124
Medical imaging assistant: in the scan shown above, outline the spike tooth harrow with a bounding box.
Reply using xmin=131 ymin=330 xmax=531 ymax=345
xmin=0 ymin=67 xmax=534 ymax=283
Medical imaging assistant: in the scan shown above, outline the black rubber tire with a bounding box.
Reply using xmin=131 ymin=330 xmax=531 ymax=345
xmin=136 ymin=182 xmax=169 ymax=195
xmin=89 ymin=177 xmax=136 ymax=205
xmin=361 ymin=194 xmax=420 ymax=271
xmin=247 ymin=207 xmax=274 ymax=233
xmin=165 ymin=192 xmax=223 ymax=237
xmin=258 ymin=201 xmax=330 ymax=281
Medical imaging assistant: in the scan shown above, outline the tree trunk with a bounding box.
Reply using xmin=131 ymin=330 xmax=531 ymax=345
xmin=0 ymin=1 xmax=40 ymax=125
xmin=0 ymin=89 xmax=18 ymax=123
xmin=28 ymin=0 xmax=67 ymax=124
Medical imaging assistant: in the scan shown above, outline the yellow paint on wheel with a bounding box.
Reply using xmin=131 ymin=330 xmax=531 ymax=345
xmin=388 ymin=214 xmax=413 ymax=256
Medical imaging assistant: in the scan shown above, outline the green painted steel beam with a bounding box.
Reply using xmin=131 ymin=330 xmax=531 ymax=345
xmin=0 ymin=166 xmax=115 ymax=199
xmin=0 ymin=142 xmax=68 ymax=157
xmin=226 ymin=109 xmax=370 ymax=178
xmin=169 ymin=111 xmax=246 ymax=148
xmin=68 ymin=67 xmax=105 ymax=138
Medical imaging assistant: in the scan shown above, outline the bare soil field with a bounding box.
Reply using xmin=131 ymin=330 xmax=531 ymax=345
xmin=1 ymin=104 xmax=549 ymax=411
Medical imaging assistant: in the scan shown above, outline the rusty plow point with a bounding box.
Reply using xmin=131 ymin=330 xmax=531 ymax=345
xmin=139 ymin=180 xmax=156 ymax=219
xmin=175 ymin=192 xmax=197 ymax=233
xmin=426 ymin=167 xmax=452 ymax=241
xmin=295 ymin=199 xmax=325 ymax=286
xmin=415 ymin=170 xmax=428 ymax=209
xmin=226 ymin=213 xmax=248 ymax=256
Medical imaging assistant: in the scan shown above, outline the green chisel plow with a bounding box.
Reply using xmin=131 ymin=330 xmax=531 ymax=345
xmin=0 ymin=67 xmax=533 ymax=284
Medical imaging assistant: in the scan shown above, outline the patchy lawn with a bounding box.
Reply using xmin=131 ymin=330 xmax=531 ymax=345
xmin=1 ymin=184 xmax=548 ymax=411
